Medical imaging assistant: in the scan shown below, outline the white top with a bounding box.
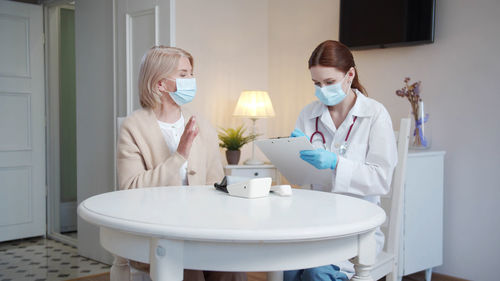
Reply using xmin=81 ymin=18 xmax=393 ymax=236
xmin=157 ymin=115 xmax=188 ymax=185
xmin=78 ymin=186 xmax=385 ymax=242
xmin=295 ymin=90 xmax=398 ymax=201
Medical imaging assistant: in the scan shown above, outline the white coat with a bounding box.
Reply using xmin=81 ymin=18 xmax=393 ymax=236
xmin=294 ymin=89 xmax=398 ymax=276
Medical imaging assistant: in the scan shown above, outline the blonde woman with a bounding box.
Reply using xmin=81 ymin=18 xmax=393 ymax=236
xmin=113 ymin=46 xmax=247 ymax=281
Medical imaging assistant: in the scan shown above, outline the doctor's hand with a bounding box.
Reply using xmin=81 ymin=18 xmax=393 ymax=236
xmin=299 ymin=149 xmax=338 ymax=170
xmin=177 ymin=116 xmax=199 ymax=159
xmin=290 ymin=128 xmax=306 ymax=138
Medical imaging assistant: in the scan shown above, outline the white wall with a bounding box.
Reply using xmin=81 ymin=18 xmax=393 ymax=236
xmin=176 ymin=0 xmax=340 ymax=162
xmin=352 ymin=1 xmax=500 ymax=280
xmin=178 ymin=0 xmax=500 ymax=280
xmin=267 ymin=0 xmax=500 ymax=280
xmin=176 ymin=0 xmax=269 ymax=163
xmin=75 ymin=0 xmax=115 ymax=264
xmin=267 ymin=0 xmax=340 ymax=137
xmin=71 ymin=0 xmax=499 ymax=276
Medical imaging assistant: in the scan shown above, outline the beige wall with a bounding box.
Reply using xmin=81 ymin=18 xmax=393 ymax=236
xmin=176 ymin=0 xmax=269 ymax=162
xmin=176 ymin=0 xmax=340 ymax=162
xmin=267 ymin=0 xmax=340 ymax=137
xmin=352 ymin=1 xmax=500 ymax=280
xmin=176 ymin=0 xmax=500 ymax=280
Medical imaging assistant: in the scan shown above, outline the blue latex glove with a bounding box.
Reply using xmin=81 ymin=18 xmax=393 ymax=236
xmin=300 ymin=148 xmax=338 ymax=170
xmin=290 ymin=128 xmax=306 ymax=138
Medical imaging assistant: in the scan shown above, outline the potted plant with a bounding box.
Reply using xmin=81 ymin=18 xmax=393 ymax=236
xmin=218 ymin=125 xmax=258 ymax=165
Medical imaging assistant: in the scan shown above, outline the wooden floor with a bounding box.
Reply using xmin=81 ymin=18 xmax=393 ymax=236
xmin=66 ymin=272 xmax=110 ymax=281
xmin=68 ymin=270 xmax=462 ymax=281
xmin=248 ymin=271 xmax=453 ymax=281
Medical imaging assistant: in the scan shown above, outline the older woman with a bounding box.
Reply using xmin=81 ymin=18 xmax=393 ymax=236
xmin=113 ymin=46 xmax=247 ymax=281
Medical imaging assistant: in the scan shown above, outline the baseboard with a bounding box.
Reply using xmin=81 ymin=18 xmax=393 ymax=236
xmin=403 ymin=271 xmax=471 ymax=281
xmin=432 ymin=272 xmax=471 ymax=281
xmin=60 ymin=200 xmax=77 ymax=232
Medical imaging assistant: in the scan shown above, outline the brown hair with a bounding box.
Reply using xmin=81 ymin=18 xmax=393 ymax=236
xmin=308 ymin=40 xmax=367 ymax=96
xmin=138 ymin=45 xmax=194 ymax=109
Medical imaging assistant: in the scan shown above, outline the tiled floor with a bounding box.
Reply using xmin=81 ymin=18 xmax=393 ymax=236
xmin=0 ymin=236 xmax=110 ymax=281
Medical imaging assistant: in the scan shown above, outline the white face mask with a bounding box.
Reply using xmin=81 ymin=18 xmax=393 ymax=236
xmin=167 ymin=78 xmax=197 ymax=106
xmin=314 ymin=73 xmax=350 ymax=106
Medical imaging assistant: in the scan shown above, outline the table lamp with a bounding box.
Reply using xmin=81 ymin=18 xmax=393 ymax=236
xmin=233 ymin=90 xmax=275 ymax=165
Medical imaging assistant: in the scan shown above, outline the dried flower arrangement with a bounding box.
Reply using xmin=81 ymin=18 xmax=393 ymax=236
xmin=395 ymin=77 xmax=428 ymax=147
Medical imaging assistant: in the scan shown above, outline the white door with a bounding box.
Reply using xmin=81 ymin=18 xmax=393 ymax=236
xmin=116 ymin=0 xmax=175 ymax=115
xmin=0 ymin=0 xmax=46 ymax=242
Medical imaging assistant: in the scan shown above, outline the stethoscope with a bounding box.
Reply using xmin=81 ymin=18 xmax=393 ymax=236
xmin=310 ymin=116 xmax=358 ymax=156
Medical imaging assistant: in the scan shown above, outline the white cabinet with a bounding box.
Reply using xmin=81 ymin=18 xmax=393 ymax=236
xmin=224 ymin=164 xmax=281 ymax=185
xmin=399 ymin=150 xmax=445 ymax=279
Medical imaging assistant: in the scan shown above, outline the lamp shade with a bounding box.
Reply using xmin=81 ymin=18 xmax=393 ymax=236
xmin=233 ymin=91 xmax=275 ymax=118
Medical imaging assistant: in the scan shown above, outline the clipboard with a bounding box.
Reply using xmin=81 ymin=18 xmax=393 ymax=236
xmin=255 ymin=137 xmax=332 ymax=186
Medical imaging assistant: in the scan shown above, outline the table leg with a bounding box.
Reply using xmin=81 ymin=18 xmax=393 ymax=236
xmin=351 ymin=230 xmax=376 ymax=281
xmin=267 ymin=271 xmax=284 ymax=281
xmin=110 ymin=256 xmax=130 ymax=281
xmin=149 ymin=238 xmax=184 ymax=281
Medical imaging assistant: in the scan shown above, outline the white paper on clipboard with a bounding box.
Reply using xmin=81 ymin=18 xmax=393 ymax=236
xmin=255 ymin=136 xmax=332 ymax=186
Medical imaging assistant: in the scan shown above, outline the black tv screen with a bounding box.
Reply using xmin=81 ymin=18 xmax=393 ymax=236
xmin=339 ymin=0 xmax=436 ymax=49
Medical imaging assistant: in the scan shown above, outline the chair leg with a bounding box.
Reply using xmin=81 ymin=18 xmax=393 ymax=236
xmin=386 ymin=271 xmax=401 ymax=281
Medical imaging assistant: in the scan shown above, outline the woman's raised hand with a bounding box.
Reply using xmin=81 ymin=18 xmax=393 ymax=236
xmin=177 ymin=116 xmax=199 ymax=159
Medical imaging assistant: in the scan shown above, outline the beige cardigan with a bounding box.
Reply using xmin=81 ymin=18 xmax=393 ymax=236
xmin=117 ymin=107 xmax=224 ymax=189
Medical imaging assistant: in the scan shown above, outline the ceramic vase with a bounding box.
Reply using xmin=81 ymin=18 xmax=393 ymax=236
xmin=225 ymin=150 xmax=241 ymax=165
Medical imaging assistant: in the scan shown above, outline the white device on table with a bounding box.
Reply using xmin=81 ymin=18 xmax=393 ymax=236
xmin=255 ymin=136 xmax=332 ymax=186
xmin=227 ymin=177 xmax=272 ymax=199
xmin=270 ymin=185 xmax=292 ymax=196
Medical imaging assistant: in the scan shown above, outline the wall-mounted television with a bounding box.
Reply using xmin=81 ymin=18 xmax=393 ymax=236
xmin=339 ymin=0 xmax=436 ymax=50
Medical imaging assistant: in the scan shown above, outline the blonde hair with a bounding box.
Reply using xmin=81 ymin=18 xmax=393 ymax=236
xmin=138 ymin=45 xmax=194 ymax=109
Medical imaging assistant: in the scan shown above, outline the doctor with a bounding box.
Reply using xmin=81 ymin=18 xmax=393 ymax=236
xmin=286 ymin=40 xmax=398 ymax=281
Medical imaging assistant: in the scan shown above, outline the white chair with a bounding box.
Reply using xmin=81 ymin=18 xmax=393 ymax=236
xmin=371 ymin=118 xmax=411 ymax=281
xmin=267 ymin=118 xmax=411 ymax=281
xmin=117 ymin=117 xmax=126 ymax=132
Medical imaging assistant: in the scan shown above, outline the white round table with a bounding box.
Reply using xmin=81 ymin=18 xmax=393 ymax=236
xmin=78 ymin=186 xmax=385 ymax=281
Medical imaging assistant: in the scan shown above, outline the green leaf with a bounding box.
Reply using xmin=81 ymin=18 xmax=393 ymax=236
xmin=217 ymin=124 xmax=260 ymax=151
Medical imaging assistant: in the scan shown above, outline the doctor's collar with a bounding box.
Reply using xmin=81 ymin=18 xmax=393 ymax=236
xmin=350 ymin=90 xmax=375 ymax=117
xmin=309 ymin=102 xmax=327 ymax=119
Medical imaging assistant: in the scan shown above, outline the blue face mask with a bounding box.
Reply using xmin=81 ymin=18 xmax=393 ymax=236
xmin=168 ymin=78 xmax=197 ymax=106
xmin=314 ymin=74 xmax=349 ymax=106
